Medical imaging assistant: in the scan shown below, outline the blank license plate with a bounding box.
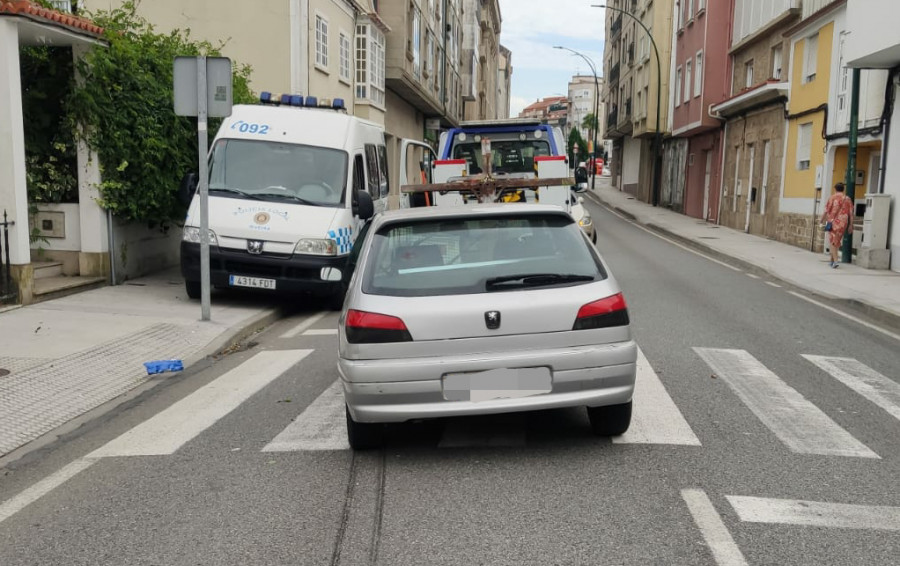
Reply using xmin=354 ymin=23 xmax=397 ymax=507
xmin=443 ymin=367 xmax=552 ymax=402
xmin=229 ymin=275 xmax=276 ymax=290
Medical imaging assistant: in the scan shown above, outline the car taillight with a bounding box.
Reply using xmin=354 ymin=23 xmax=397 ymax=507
xmin=573 ymin=293 xmax=630 ymax=330
xmin=345 ymin=309 xmax=413 ymax=343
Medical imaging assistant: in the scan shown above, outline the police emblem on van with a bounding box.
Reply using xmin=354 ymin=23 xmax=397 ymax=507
xmin=254 ymin=212 xmax=270 ymax=225
xmin=247 ymin=240 xmax=264 ymax=254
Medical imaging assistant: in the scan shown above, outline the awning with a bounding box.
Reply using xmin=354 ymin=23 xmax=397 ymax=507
xmin=0 ymin=0 xmax=104 ymax=46
xmin=711 ymin=81 xmax=788 ymax=118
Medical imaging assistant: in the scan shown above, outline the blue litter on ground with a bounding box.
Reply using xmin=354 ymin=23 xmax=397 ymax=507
xmin=143 ymin=359 xmax=184 ymax=375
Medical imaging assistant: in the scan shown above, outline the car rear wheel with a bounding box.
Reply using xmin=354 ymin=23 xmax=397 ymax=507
xmin=185 ymin=280 xmax=201 ymax=300
xmin=587 ymin=401 xmax=632 ymax=436
xmin=346 ymin=406 xmax=384 ymax=450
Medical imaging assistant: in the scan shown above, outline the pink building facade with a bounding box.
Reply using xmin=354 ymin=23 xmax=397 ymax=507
xmin=669 ymin=0 xmax=733 ymax=221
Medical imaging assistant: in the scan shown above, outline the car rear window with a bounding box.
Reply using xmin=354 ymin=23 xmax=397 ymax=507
xmin=362 ymin=214 xmax=606 ymax=297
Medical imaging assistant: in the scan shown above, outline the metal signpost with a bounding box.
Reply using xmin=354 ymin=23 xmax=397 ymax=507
xmin=174 ymin=56 xmax=232 ymax=321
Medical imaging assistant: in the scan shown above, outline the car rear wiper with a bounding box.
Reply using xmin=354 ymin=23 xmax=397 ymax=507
xmin=486 ymin=273 xmax=595 ymax=290
xmin=208 ymin=187 xmax=266 ymax=201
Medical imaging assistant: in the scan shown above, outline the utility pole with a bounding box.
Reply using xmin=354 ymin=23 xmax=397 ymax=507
xmin=841 ymin=68 xmax=861 ymax=263
xmin=554 ymin=46 xmax=600 ymax=188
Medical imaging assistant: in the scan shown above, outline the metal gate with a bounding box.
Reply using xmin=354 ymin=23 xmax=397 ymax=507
xmin=1 ymin=210 xmax=17 ymax=305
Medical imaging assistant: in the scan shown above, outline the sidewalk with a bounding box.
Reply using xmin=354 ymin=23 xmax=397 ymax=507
xmin=0 ymin=268 xmax=283 ymax=460
xmin=589 ymin=176 xmax=900 ymax=325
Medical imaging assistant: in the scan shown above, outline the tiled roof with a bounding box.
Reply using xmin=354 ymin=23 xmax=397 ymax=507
xmin=0 ymin=0 xmax=104 ymax=37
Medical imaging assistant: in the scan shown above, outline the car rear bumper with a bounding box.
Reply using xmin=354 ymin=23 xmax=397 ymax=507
xmin=339 ymin=340 xmax=636 ymax=423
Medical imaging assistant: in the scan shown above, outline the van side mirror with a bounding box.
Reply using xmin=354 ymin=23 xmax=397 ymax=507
xmin=354 ymin=190 xmax=374 ymax=220
xmin=178 ymin=173 xmax=198 ymax=207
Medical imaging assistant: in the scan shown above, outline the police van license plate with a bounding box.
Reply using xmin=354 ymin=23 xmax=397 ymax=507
xmin=229 ymin=275 xmax=276 ymax=290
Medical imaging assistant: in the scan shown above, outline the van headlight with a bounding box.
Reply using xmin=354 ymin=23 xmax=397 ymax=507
xmin=295 ymin=238 xmax=337 ymax=256
xmin=579 ymin=212 xmax=593 ymax=228
xmin=183 ymin=226 xmax=218 ymax=245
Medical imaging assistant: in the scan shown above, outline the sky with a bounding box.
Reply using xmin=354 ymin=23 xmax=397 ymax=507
xmin=497 ymin=0 xmax=606 ymax=118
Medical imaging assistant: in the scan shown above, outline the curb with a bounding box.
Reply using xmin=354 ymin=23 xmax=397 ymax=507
xmin=184 ymin=307 xmax=285 ymax=367
xmin=589 ymin=191 xmax=900 ymax=333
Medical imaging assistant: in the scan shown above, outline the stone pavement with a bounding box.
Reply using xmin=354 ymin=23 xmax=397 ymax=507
xmin=0 ymin=268 xmax=283 ymax=460
xmin=589 ymin=175 xmax=900 ymax=325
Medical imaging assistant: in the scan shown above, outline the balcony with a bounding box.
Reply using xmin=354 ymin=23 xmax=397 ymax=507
xmin=47 ymin=0 xmax=72 ymax=12
xmin=627 ymin=44 xmax=634 ymax=66
xmin=607 ymin=105 xmax=618 ymax=129
xmin=608 ymin=62 xmax=620 ymax=83
xmin=610 ymin=15 xmax=622 ymax=37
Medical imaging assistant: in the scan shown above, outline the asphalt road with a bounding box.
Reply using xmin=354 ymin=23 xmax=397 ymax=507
xmin=1 ymin=196 xmax=899 ymax=565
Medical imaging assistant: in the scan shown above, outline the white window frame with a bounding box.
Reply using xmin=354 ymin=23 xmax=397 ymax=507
xmin=684 ymin=59 xmax=693 ymax=101
xmin=339 ymin=31 xmax=351 ymax=83
xmin=315 ymin=13 xmax=329 ymax=71
xmin=412 ymin=8 xmax=421 ymax=79
xmin=355 ymin=23 xmax=386 ymax=108
xmin=797 ymin=122 xmax=812 ymax=171
xmin=675 ymin=66 xmax=683 ymax=106
xmin=803 ymin=33 xmax=818 ymax=83
xmin=745 ymin=60 xmax=754 ymax=88
xmin=772 ymin=45 xmax=783 ymax=80
xmin=694 ymin=51 xmax=703 ymax=97
xmin=698 ymin=0 xmax=706 ymax=12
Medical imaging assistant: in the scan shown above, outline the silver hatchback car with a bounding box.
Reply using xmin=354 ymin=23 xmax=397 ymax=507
xmin=338 ymin=204 xmax=637 ymax=449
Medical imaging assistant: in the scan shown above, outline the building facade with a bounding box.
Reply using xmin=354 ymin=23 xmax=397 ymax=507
xmin=461 ymin=0 xmax=501 ymax=121
xmin=497 ymin=44 xmax=512 ymax=119
xmin=568 ymin=75 xmax=604 ymax=149
xmin=665 ymin=0 xmax=731 ymax=221
xmin=711 ymin=0 xmax=799 ymax=241
xmin=603 ymin=0 xmax=674 ymax=203
xmin=843 ymin=0 xmax=898 ymax=270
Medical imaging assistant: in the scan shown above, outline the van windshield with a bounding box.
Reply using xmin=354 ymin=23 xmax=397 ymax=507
xmin=209 ymin=139 xmax=348 ymax=207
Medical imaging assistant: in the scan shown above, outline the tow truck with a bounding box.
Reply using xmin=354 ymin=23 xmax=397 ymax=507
xmin=400 ymin=119 xmax=596 ymax=243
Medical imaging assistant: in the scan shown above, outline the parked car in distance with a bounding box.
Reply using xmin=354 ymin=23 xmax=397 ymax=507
xmin=338 ymin=204 xmax=637 ymax=449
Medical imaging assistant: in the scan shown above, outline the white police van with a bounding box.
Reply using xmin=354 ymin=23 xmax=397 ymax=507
xmin=180 ymin=93 xmax=385 ymax=308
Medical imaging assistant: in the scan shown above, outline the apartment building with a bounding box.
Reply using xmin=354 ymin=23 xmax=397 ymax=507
xmin=603 ymin=0 xmax=674 ymax=203
xmin=497 ymin=44 xmax=512 ymax=119
xmin=665 ymin=0 xmax=731 ymax=221
xmin=710 ymin=0 xmax=799 ymax=240
xmin=845 ymin=0 xmax=900 ymax=271
xmin=568 ymin=75 xmax=604 ymax=146
xmin=461 ymin=0 xmax=501 ymax=121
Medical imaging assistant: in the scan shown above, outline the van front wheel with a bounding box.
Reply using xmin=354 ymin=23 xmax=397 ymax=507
xmin=185 ymin=280 xmax=201 ymax=300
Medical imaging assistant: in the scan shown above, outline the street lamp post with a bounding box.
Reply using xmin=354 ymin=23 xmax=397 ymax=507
xmin=554 ymin=46 xmax=600 ymax=188
xmin=593 ymin=3 xmax=663 ymax=207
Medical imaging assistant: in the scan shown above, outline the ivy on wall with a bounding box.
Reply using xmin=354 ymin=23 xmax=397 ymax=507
xmin=52 ymin=1 xmax=257 ymax=227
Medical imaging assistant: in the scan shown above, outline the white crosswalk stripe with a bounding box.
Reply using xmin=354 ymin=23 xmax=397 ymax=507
xmin=803 ymin=355 xmax=900 ymax=422
xmin=694 ymin=348 xmax=879 ymax=459
xmin=90 ymin=349 xmax=313 ymax=458
xmin=263 ymin=380 xmax=349 ymax=451
xmin=614 ymin=347 xmax=701 ymax=446
xmin=727 ymin=495 xmax=900 ymax=531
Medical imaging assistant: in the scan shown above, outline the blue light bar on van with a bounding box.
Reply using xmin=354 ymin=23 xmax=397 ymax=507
xmin=260 ymin=91 xmax=272 ymax=103
xmin=333 ymin=98 xmax=345 ymax=110
xmin=305 ymin=96 xmax=318 ymax=107
xmin=290 ymin=95 xmax=304 ymax=107
xmin=280 ymin=94 xmax=292 ymax=105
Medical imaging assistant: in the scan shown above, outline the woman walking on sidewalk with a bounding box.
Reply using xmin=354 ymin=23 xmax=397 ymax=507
xmin=821 ymin=183 xmax=853 ymax=268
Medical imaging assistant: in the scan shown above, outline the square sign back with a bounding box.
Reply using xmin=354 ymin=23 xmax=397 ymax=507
xmin=174 ymin=56 xmax=233 ymax=118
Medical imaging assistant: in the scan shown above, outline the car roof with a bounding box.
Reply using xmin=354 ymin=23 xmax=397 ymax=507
xmin=370 ymin=204 xmax=573 ymax=230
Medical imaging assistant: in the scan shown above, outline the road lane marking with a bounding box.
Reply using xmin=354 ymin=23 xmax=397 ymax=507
xmin=788 ymin=291 xmax=900 ymax=343
xmin=280 ymin=311 xmax=328 ymax=339
xmin=90 ymin=349 xmax=313 ymax=457
xmin=587 ymin=195 xmax=743 ymax=272
xmin=0 ymin=458 xmax=96 ymax=525
xmin=263 ymin=380 xmax=349 ymax=451
xmin=694 ymin=348 xmax=879 ymax=458
xmin=803 ymin=356 xmax=900 ymax=422
xmin=728 ymin=495 xmax=900 ymax=531
xmin=746 ymin=273 xmax=761 ymax=279
xmin=303 ymin=328 xmax=339 ymax=336
xmin=765 ymin=282 xmax=782 ymax=288
xmin=681 ymin=489 xmax=749 ymax=566
xmin=614 ymin=347 xmax=701 ymax=446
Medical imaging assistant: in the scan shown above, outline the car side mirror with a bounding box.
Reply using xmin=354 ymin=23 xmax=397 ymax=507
xmin=178 ymin=172 xmax=198 ymax=207
xmin=354 ymin=190 xmax=374 ymax=220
